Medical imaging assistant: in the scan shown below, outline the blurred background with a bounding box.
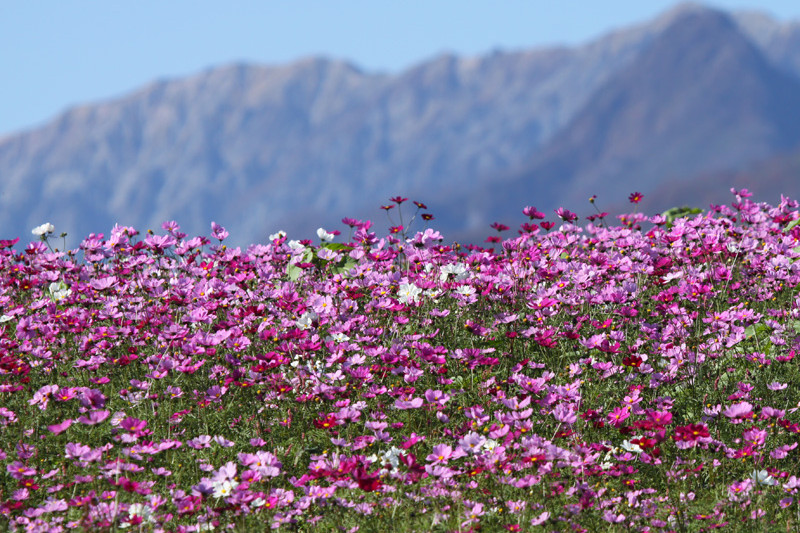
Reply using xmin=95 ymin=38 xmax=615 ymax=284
xmin=2 ymin=1 xmax=800 ymax=248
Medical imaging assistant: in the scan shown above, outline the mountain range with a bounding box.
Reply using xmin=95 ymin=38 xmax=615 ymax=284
xmin=2 ymin=2 xmax=800 ymax=247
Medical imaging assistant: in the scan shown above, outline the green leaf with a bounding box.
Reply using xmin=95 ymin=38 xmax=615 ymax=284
xmin=744 ymin=323 xmax=769 ymax=339
xmin=331 ymin=257 xmax=357 ymax=276
xmin=286 ymin=250 xmax=312 ymax=280
xmin=784 ymin=218 xmax=800 ymax=232
xmin=661 ymin=206 xmax=704 ymax=228
xmin=286 ymin=264 xmax=303 ymax=281
xmin=322 ymin=243 xmax=354 ymax=252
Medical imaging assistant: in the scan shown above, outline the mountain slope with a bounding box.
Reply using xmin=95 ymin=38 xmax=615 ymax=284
xmin=451 ymin=7 xmax=800 ymax=236
xmin=0 ymin=46 xmax=634 ymax=245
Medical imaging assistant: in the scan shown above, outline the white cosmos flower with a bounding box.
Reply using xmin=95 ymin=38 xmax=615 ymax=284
xmin=381 ymin=446 xmax=403 ymax=469
xmin=317 ymin=228 xmax=334 ymax=243
xmin=483 ymin=439 xmax=499 ymax=451
xmin=440 ymin=262 xmax=469 ymax=281
xmin=296 ymin=311 xmax=318 ymax=329
xmin=397 ymin=283 xmax=422 ymax=304
xmin=425 ymin=289 xmax=441 ymax=299
xmin=48 ymin=281 xmax=72 ymax=301
xmin=250 ymin=497 xmax=266 ymax=508
xmin=269 ymin=230 xmax=286 ymax=241
xmin=621 ymin=439 xmax=643 ymax=454
xmin=126 ymin=503 xmax=154 ymax=523
xmin=32 ymin=223 xmax=55 ymax=236
xmin=751 ymin=469 xmax=777 ymax=486
xmin=454 ymin=285 xmax=476 ymax=296
xmin=212 ymin=479 xmax=234 ymax=499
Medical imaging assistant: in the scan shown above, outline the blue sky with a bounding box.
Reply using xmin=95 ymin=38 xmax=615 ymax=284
xmin=2 ymin=1 xmax=800 ymax=136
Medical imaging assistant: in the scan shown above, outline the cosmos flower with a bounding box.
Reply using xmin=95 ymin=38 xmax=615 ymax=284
xmin=397 ymin=283 xmax=423 ymax=304
xmin=32 ymin=222 xmax=55 ymax=236
xmin=317 ymin=227 xmax=335 ymax=243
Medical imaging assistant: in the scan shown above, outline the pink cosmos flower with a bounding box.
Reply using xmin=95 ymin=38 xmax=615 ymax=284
xmin=394 ymin=397 xmax=423 ymax=410
xmin=603 ymin=511 xmax=626 ymax=523
xmin=462 ymin=501 xmax=485 ymax=525
xmin=607 ymin=407 xmax=630 ymax=427
xmin=120 ymin=417 xmax=148 ymax=436
xmin=728 ymin=479 xmax=753 ymax=501
xmin=553 ymin=403 xmax=578 ymax=425
xmin=427 ymin=444 xmax=465 ymax=465
xmin=77 ymin=410 xmax=110 ymax=425
xmin=211 ymin=222 xmax=229 ymax=241
xmin=530 ymin=511 xmax=550 ymax=526
xmin=723 ymin=401 xmax=754 ymax=421
xmin=424 ymin=389 xmax=450 ymax=406
xmin=646 ymin=410 xmax=673 ymax=427
xmin=48 ymin=418 xmax=73 ymax=435
xmin=555 ymin=207 xmax=578 ymax=223
xmin=522 ymin=206 xmax=545 ymax=219
xmin=29 ymin=384 xmax=59 ymax=410
xmin=7 ymin=461 xmax=35 ymax=480
xmin=400 ymin=433 xmax=425 ymax=449
xmin=458 ymin=432 xmax=487 ymax=454
xmin=742 ymin=427 xmax=768 ymax=447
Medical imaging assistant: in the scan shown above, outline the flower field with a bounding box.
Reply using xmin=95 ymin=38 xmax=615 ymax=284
xmin=1 ymin=189 xmax=800 ymax=532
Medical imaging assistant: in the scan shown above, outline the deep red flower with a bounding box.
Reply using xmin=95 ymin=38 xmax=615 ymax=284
xmin=631 ymin=437 xmax=657 ymax=450
xmin=18 ymin=478 xmax=39 ymax=490
xmin=353 ymin=467 xmax=383 ymax=492
xmin=628 ymin=191 xmax=644 ymax=204
xmin=491 ymin=222 xmax=509 ymax=232
xmin=390 ymin=196 xmax=408 ymax=204
xmin=313 ymin=415 xmax=338 ymax=429
xmin=622 ymin=355 xmax=643 ymax=368
xmin=674 ymin=423 xmax=710 ymax=442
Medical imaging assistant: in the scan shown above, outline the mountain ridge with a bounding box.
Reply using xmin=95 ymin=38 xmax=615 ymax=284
xmin=2 ymin=3 xmax=800 ymax=247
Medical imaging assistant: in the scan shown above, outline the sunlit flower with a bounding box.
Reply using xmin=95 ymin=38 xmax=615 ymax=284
xmin=397 ymin=282 xmax=422 ymax=304
xmin=48 ymin=281 xmax=72 ymax=301
xmin=317 ymin=227 xmax=335 ymax=242
xmin=751 ymin=469 xmax=778 ymax=486
xmin=211 ymin=479 xmax=234 ymax=499
xmin=32 ymin=222 xmax=55 ymax=236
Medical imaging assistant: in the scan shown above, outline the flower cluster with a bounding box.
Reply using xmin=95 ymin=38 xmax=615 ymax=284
xmin=0 ymin=189 xmax=798 ymax=531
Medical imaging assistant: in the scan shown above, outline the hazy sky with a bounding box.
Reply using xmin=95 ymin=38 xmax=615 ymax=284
xmin=3 ymin=1 xmax=800 ymax=136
